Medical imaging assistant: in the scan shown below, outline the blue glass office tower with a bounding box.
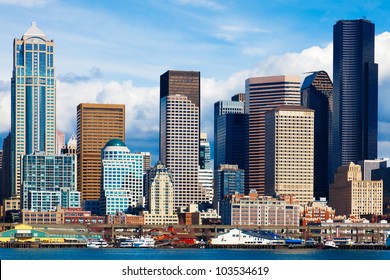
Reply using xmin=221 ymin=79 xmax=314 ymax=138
xmin=213 ymin=97 xmax=245 ymax=172
xmin=332 ymin=19 xmax=378 ymax=174
xmin=301 ymin=71 xmax=333 ymax=199
xmin=11 ymin=22 xmax=56 ymax=198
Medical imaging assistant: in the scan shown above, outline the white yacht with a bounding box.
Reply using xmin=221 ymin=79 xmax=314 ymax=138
xmin=87 ymin=239 xmax=109 ymax=248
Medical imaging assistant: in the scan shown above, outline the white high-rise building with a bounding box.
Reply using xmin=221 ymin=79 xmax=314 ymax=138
xmin=11 ymin=22 xmax=56 ymax=197
xmin=100 ymin=139 xmax=143 ymax=215
xmin=160 ymin=70 xmax=207 ymax=209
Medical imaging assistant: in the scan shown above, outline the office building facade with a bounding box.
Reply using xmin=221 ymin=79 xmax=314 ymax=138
xmin=329 ymin=162 xmax=383 ymax=216
xmin=245 ymin=76 xmax=301 ymax=195
xmin=265 ymin=105 xmax=314 ymax=205
xmin=214 ymin=97 xmax=245 ymax=172
xmin=301 ymin=71 xmax=333 ymax=199
xmin=332 ymin=19 xmax=378 ymax=173
xmin=77 ymin=103 xmax=125 ymax=203
xmin=160 ymin=70 xmax=206 ymax=209
xmin=21 ymin=153 xmax=79 ymax=211
xmin=100 ymin=139 xmax=143 ymax=215
xmin=11 ymin=22 xmax=56 ymax=197
xmin=214 ymin=164 xmax=245 ymax=211
xmin=144 ymin=162 xmax=178 ymax=225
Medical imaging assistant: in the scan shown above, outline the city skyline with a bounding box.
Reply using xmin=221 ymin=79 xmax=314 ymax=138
xmin=2 ymin=1 xmax=390 ymax=162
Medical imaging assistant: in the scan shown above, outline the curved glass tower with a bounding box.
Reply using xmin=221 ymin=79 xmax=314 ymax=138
xmin=301 ymin=71 xmax=333 ymax=199
xmin=332 ymin=19 xmax=378 ymax=175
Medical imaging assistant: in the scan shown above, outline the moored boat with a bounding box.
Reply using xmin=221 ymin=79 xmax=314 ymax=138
xmin=323 ymin=239 xmax=338 ymax=249
xmin=87 ymin=239 xmax=109 ymax=248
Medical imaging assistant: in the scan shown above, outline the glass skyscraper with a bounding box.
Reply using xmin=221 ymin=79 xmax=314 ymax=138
xmin=213 ymin=97 xmax=245 ymax=172
xmin=332 ymin=19 xmax=378 ymax=174
xmin=301 ymin=71 xmax=333 ymax=199
xmin=11 ymin=22 xmax=56 ymax=197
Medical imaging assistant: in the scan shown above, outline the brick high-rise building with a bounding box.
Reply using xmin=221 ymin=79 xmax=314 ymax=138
xmin=77 ymin=103 xmax=125 ymax=206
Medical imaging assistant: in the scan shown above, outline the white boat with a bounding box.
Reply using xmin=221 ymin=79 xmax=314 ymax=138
xmin=323 ymin=239 xmax=338 ymax=249
xmin=87 ymin=239 xmax=109 ymax=248
xmin=117 ymin=236 xmax=155 ymax=248
xmin=132 ymin=236 xmax=155 ymax=248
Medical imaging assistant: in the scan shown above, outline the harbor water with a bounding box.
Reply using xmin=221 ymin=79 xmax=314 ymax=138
xmin=1 ymin=247 xmax=390 ymax=260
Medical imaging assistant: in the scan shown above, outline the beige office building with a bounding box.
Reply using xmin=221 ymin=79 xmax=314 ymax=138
xmin=77 ymin=103 xmax=125 ymax=203
xmin=329 ymin=162 xmax=383 ymax=217
xmin=144 ymin=163 xmax=178 ymax=225
xmin=265 ymin=105 xmax=314 ymax=206
xmin=245 ymin=76 xmax=301 ymax=195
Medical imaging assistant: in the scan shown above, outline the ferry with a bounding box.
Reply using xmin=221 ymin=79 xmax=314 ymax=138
xmin=86 ymin=239 xmax=109 ymax=248
xmin=333 ymin=237 xmax=353 ymax=246
xmin=117 ymin=236 xmax=155 ymax=248
xmin=323 ymin=239 xmax=338 ymax=249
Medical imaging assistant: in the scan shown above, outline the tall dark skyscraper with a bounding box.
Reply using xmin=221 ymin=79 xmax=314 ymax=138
xmin=332 ymin=19 xmax=378 ymax=174
xmin=301 ymin=71 xmax=333 ymax=199
xmin=214 ymin=95 xmax=245 ymax=172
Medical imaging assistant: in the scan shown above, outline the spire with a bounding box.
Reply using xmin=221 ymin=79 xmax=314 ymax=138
xmin=23 ymin=22 xmax=46 ymax=38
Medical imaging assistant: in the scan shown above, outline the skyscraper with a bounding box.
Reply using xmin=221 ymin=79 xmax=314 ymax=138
xmin=11 ymin=22 xmax=56 ymax=197
xmin=77 ymin=103 xmax=125 ymax=206
xmin=301 ymin=71 xmax=333 ymax=199
xmin=214 ymin=96 xmax=245 ymax=172
xmin=160 ymin=70 xmax=206 ymax=209
xmin=332 ymin=19 xmax=378 ymax=173
xmin=265 ymin=105 xmax=314 ymax=206
xmin=245 ymin=76 xmax=301 ymax=195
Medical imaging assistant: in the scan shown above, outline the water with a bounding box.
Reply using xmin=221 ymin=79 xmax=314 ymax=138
xmin=1 ymin=248 xmax=390 ymax=260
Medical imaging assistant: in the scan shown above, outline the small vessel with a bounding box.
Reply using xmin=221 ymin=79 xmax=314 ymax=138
xmin=117 ymin=236 xmax=155 ymax=248
xmin=132 ymin=236 xmax=155 ymax=248
xmin=87 ymin=239 xmax=109 ymax=248
xmin=323 ymin=239 xmax=338 ymax=249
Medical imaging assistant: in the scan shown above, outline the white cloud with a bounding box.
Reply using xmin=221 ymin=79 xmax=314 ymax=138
xmin=378 ymin=141 xmax=390 ymax=159
xmin=172 ymin=0 xmax=223 ymax=9
xmin=0 ymin=0 xmax=51 ymax=7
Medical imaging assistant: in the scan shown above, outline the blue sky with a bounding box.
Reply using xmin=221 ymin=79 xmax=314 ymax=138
xmin=1 ymin=0 xmax=390 ymax=163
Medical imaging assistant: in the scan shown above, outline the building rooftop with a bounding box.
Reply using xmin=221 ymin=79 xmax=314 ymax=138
xmin=23 ymin=22 xmax=46 ymax=38
xmin=104 ymin=139 xmax=126 ymax=147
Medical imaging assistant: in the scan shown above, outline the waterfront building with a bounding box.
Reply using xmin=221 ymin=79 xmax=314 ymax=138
xmin=1 ymin=134 xmax=12 ymax=202
xmin=301 ymin=198 xmax=335 ymax=226
xmin=11 ymin=22 xmax=56 ymax=197
xmin=21 ymin=153 xmax=80 ymax=211
xmin=332 ymin=19 xmax=378 ymax=174
xmin=214 ymin=164 xmax=245 ymax=211
xmin=1 ymin=196 xmax=20 ymax=222
xmin=0 ymin=224 xmax=64 ymax=243
xmin=214 ymin=96 xmax=245 ymax=172
xmin=329 ymin=162 xmax=383 ymax=217
xmin=160 ymin=70 xmax=207 ymax=209
xmin=220 ymin=190 xmax=300 ymax=226
xmin=265 ymin=105 xmax=314 ymax=206
xmin=301 ymin=71 xmax=333 ymax=199
xmin=144 ymin=162 xmax=178 ymax=225
xmin=100 ymin=139 xmax=143 ymax=215
xmin=56 ymin=130 xmax=65 ymax=155
xmin=245 ymin=76 xmax=301 ymax=195
xmin=61 ymin=133 xmax=77 ymax=155
xmin=77 ymin=103 xmax=125 ymax=208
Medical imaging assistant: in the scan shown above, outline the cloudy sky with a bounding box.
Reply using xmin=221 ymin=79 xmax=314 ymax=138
xmin=1 ymin=0 xmax=390 ymax=163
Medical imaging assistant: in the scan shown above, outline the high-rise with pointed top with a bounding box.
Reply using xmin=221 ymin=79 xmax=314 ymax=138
xmin=11 ymin=22 xmax=56 ymax=198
